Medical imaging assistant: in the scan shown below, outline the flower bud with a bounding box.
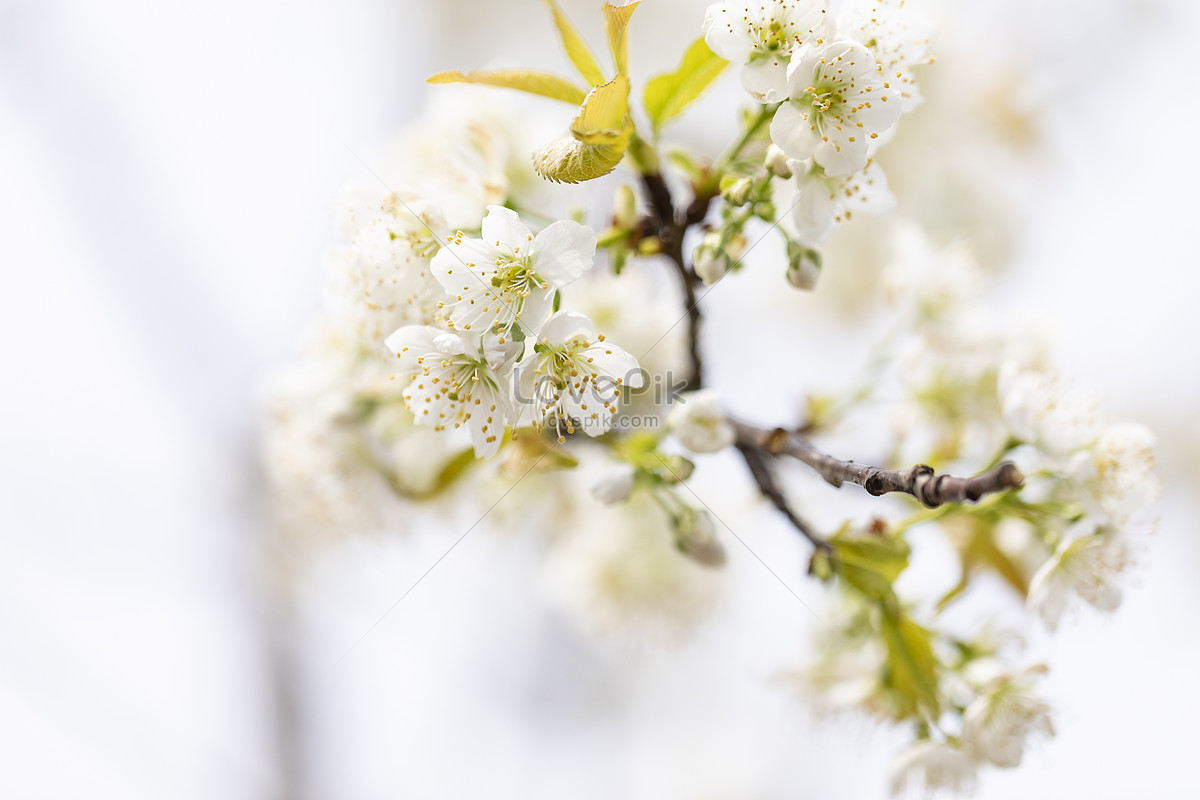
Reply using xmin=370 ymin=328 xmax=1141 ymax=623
xmin=692 ymin=231 xmax=726 ymax=286
xmin=667 ymin=390 xmax=735 ymax=453
xmin=787 ymin=241 xmax=822 ymax=291
xmin=720 ymin=176 xmax=754 ymax=207
xmin=614 ymin=184 xmax=638 ymax=228
xmin=660 ymin=454 xmax=695 ymax=482
xmin=590 ymin=463 xmax=636 ymax=504
xmin=765 ymin=144 xmax=792 ymax=178
xmin=674 ymin=507 xmax=726 ymax=567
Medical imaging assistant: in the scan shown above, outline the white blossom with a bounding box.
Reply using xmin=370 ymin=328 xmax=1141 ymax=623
xmin=673 ymin=506 xmax=727 ymax=567
xmin=338 ymin=195 xmax=447 ymax=343
xmin=516 ymin=311 xmax=643 ymax=441
xmin=540 ymin=495 xmax=723 ymax=643
xmin=1070 ymin=423 xmax=1161 ymax=524
xmin=384 ymin=325 xmax=521 ymax=457
xmin=889 ymin=742 xmax=976 ymax=797
xmin=791 ymin=157 xmax=895 ymax=245
xmin=765 ymin=143 xmax=793 ymax=177
xmin=1027 ymin=522 xmax=1131 ymax=630
xmin=999 ymin=362 xmax=1102 ymax=456
xmin=840 ymin=0 xmax=936 ymax=112
xmin=431 ymin=205 xmax=596 ymax=336
xmin=703 ymin=0 xmax=836 ymax=103
xmin=962 ymin=665 xmax=1054 ymax=768
xmin=770 ymin=40 xmax=902 ymax=177
xmin=786 ymin=245 xmax=822 ymax=289
xmin=590 ymin=463 xmax=636 ymax=504
xmin=668 ymin=390 xmax=736 ymax=453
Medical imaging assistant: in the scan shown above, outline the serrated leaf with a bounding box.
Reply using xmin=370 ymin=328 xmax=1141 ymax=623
xmin=643 ymin=37 xmax=729 ymax=130
xmin=572 ymin=74 xmax=630 ymax=134
xmin=534 ymin=75 xmax=632 ymax=184
xmin=880 ymin=611 xmax=941 ymax=719
xmin=533 ymin=134 xmax=629 ymax=184
xmin=602 ymin=1 xmax=639 ymax=75
xmin=427 ymin=69 xmax=586 ymax=105
xmin=543 ymin=0 xmax=607 ymax=86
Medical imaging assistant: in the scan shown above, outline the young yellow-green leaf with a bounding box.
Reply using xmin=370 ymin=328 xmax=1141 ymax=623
xmin=880 ymin=611 xmax=942 ymax=719
xmin=542 ymin=0 xmax=607 ymax=86
xmin=534 ymin=75 xmax=632 ymax=183
xmin=643 ymin=37 xmax=729 ymax=130
xmin=427 ymin=69 xmax=586 ymax=105
xmin=602 ymin=1 xmax=639 ymax=75
xmin=571 ymin=74 xmax=630 ymax=137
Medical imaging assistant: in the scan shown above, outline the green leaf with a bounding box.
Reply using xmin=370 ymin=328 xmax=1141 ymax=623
xmin=571 ymin=73 xmax=630 ymax=138
xmin=835 ymin=527 xmax=907 ymax=585
xmin=431 ymin=447 xmax=478 ymax=493
xmin=427 ymin=69 xmax=586 ymax=105
xmin=534 ymin=75 xmax=632 ymax=184
xmin=643 ymin=37 xmax=729 ymax=130
xmin=880 ymin=611 xmax=941 ymax=719
xmin=602 ymin=1 xmax=639 ymax=75
xmin=543 ymin=0 xmax=607 ymax=86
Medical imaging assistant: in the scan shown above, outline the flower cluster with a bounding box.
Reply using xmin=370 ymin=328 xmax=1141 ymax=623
xmin=703 ymin=0 xmax=932 ymax=251
xmin=386 ymin=205 xmax=644 ymax=457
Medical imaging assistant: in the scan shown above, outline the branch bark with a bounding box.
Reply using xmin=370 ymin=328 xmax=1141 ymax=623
xmin=732 ymin=420 xmax=1024 ymax=509
xmin=737 ymin=442 xmax=830 ymax=553
xmin=638 ymin=171 xmax=707 ymax=389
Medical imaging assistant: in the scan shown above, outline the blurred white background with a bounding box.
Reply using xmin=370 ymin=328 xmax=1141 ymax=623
xmin=3 ymin=0 xmax=1200 ymax=797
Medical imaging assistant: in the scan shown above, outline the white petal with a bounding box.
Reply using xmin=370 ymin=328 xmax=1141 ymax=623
xmin=784 ymin=44 xmax=822 ymax=96
xmin=587 ymin=343 xmax=642 ymax=388
xmin=481 ymin=335 xmax=522 ymax=375
xmin=532 ymin=220 xmax=596 ymax=286
xmin=481 ymin=205 xmax=533 ymax=254
xmin=854 ymin=95 xmax=903 ymax=136
xmin=384 ymin=324 xmax=442 ymax=358
xmin=430 ymin=238 xmax=495 ymax=296
xmin=846 ymin=160 xmax=896 ymax=215
xmin=517 ymin=286 xmax=556 ymax=337
xmin=793 ymin=174 xmax=839 ymax=244
xmin=703 ymin=4 xmax=753 ymax=64
xmin=740 ymin=57 xmax=790 ymax=103
xmin=770 ymin=101 xmax=821 ymax=161
xmin=814 ymin=132 xmax=869 ymax=178
xmin=539 ymin=310 xmax=595 ymax=345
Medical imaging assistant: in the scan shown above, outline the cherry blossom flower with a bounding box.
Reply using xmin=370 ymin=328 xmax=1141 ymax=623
xmin=703 ymin=0 xmax=836 ymax=103
xmin=999 ymin=362 xmax=1103 ymax=456
xmin=516 ymin=311 xmax=643 ymax=441
xmin=384 ymin=325 xmax=521 ymax=457
xmin=889 ymin=742 xmax=976 ymax=797
xmin=770 ymin=40 xmax=902 ymax=177
xmin=791 ymin=157 xmax=895 ymax=244
xmin=1027 ymin=522 xmax=1131 ymax=630
xmin=340 ymin=195 xmax=447 ymax=342
xmin=668 ymin=390 xmax=736 ymax=453
xmin=1070 ymin=423 xmax=1161 ymax=525
xmin=840 ymin=0 xmax=936 ymax=112
xmin=431 ymin=205 xmax=596 ymax=337
xmin=962 ymin=665 xmax=1054 ymax=768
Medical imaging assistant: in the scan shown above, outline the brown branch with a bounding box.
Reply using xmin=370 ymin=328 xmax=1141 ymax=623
xmin=638 ymin=171 xmax=707 ymax=389
xmin=737 ymin=442 xmax=830 ymax=553
xmin=732 ymin=420 xmax=1024 ymax=509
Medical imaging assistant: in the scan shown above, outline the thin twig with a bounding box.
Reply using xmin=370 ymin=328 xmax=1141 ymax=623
xmin=638 ymin=170 xmax=707 ymax=389
xmin=732 ymin=420 xmax=1024 ymax=509
xmin=736 ymin=442 xmax=831 ymax=553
